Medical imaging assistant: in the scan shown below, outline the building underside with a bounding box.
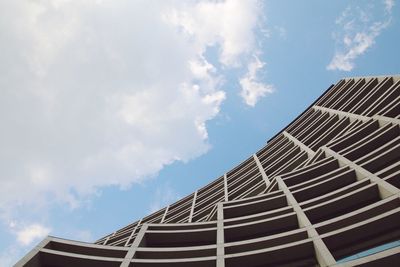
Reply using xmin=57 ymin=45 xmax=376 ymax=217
xmin=16 ymin=75 xmax=400 ymax=266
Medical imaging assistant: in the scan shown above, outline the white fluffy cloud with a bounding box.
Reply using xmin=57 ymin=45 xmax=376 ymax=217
xmin=164 ymin=0 xmax=260 ymax=66
xmin=327 ymin=1 xmax=394 ymax=71
xmin=164 ymin=0 xmax=274 ymax=105
xmin=0 ymin=0 xmax=269 ymax=229
xmin=240 ymin=56 xmax=274 ymax=106
xmin=15 ymin=224 xmax=51 ymax=246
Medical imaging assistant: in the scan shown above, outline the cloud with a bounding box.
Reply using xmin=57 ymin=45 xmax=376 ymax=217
xmin=327 ymin=1 xmax=393 ymax=71
xmin=384 ymin=0 xmax=395 ymax=13
xmin=240 ymin=56 xmax=274 ymax=106
xmin=14 ymin=224 xmax=51 ymax=246
xmin=164 ymin=0 xmax=261 ymax=67
xmin=274 ymin=26 xmax=287 ymax=39
xmin=0 ymin=0 xmax=268 ymax=235
xmin=166 ymin=0 xmax=273 ymax=106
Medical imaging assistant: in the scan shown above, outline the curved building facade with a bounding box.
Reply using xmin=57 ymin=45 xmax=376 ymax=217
xmin=16 ymin=75 xmax=400 ymax=266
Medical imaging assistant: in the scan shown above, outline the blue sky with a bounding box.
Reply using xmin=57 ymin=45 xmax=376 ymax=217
xmin=0 ymin=0 xmax=399 ymax=265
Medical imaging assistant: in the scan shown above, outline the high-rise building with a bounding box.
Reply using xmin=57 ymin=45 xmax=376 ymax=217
xmin=16 ymin=75 xmax=400 ymax=266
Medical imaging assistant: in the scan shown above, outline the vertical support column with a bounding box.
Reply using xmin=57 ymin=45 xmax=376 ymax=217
xmin=216 ymin=203 xmax=225 ymax=267
xmin=282 ymin=131 xmax=315 ymax=158
xmin=104 ymin=231 xmax=116 ymax=245
xmin=321 ymin=146 xmax=400 ymax=198
xmin=275 ymin=176 xmax=336 ymax=266
xmin=189 ymin=190 xmax=197 ymax=223
xmin=313 ymin=105 xmax=370 ymax=123
xmin=282 ymin=130 xmax=316 ymax=169
xmin=124 ymin=219 xmax=142 ymax=247
xmin=121 ymin=224 xmax=148 ymax=267
xmin=125 ymin=219 xmax=142 ymax=247
xmin=223 ymin=173 xmax=229 ymax=201
xmin=253 ymin=154 xmax=270 ymax=187
xmin=161 ymin=206 xmax=169 ymax=223
xmin=372 ymin=115 xmax=400 ymax=126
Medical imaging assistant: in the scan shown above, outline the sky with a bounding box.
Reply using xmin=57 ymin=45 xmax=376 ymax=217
xmin=0 ymin=0 xmax=399 ymax=265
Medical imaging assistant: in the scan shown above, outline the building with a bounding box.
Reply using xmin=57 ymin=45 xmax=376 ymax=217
xmin=16 ymin=75 xmax=400 ymax=266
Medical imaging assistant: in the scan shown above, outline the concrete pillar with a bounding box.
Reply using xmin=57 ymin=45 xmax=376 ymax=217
xmin=253 ymin=154 xmax=271 ymax=187
xmin=120 ymin=224 xmax=148 ymax=267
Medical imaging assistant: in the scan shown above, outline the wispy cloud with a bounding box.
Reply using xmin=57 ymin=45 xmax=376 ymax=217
xmin=239 ymin=56 xmax=274 ymax=106
xmin=149 ymin=183 xmax=180 ymax=213
xmin=0 ymin=245 xmax=20 ymax=267
xmin=327 ymin=1 xmax=394 ymax=71
xmin=384 ymin=0 xmax=395 ymax=13
xmin=12 ymin=223 xmax=51 ymax=246
xmin=1 ymin=221 xmax=52 ymax=265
